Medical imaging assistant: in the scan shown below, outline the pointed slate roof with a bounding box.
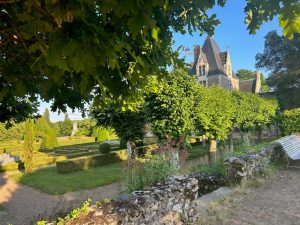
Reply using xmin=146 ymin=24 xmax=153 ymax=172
xmin=201 ymin=37 xmax=226 ymax=76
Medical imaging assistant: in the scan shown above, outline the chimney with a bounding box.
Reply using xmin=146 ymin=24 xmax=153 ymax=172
xmin=255 ymin=70 xmax=261 ymax=93
xmin=194 ymin=45 xmax=200 ymax=64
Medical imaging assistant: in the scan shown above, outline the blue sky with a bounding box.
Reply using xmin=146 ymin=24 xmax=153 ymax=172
xmin=41 ymin=0 xmax=281 ymax=122
xmin=174 ymin=0 xmax=281 ymax=72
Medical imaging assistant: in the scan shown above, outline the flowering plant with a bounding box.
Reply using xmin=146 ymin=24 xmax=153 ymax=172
xmin=158 ymin=136 xmax=189 ymax=166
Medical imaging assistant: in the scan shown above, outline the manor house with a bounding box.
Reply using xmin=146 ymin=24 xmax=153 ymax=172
xmin=188 ymin=37 xmax=261 ymax=93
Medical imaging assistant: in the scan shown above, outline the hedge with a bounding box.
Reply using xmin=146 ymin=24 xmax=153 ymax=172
xmin=66 ymin=151 xmax=99 ymax=159
xmin=56 ymin=150 xmax=127 ymax=173
xmin=0 ymin=162 xmax=19 ymax=171
xmin=280 ymin=108 xmax=300 ymax=135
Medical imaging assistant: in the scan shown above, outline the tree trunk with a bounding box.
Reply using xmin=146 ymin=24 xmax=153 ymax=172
xmin=275 ymin=121 xmax=280 ymax=137
xmin=229 ymin=128 xmax=234 ymax=152
xmin=169 ymin=150 xmax=180 ymax=171
xmin=202 ymin=135 xmax=206 ymax=146
xmin=209 ymin=140 xmax=217 ymax=163
xmin=257 ymin=127 xmax=262 ymax=142
xmin=210 ymin=140 xmax=217 ymax=152
xmin=127 ymin=140 xmax=132 ymax=159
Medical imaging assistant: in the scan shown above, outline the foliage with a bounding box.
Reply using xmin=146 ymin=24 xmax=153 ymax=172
xmin=43 ymin=108 xmax=51 ymax=124
xmin=23 ymin=118 xmax=34 ymax=173
xmin=56 ymin=113 xmax=73 ymax=136
xmin=145 ymin=68 xmax=198 ymax=140
xmin=56 ymin=199 xmax=90 ymax=225
xmin=235 ymin=69 xmax=269 ymax=92
xmin=244 ymin=0 xmax=300 ymax=38
xmin=256 ymin=31 xmax=300 ymax=109
xmin=93 ymin=127 xmax=109 ymax=142
xmin=56 ymin=151 xmax=125 ymax=173
xmin=1 ymin=1 xmax=297 ymax=122
xmin=76 ymin=119 xmax=96 ymax=136
xmin=195 ymin=159 xmax=225 ymax=176
xmin=236 ymin=69 xmax=256 ymax=80
xmin=99 ymin=143 xmax=111 ymax=154
xmin=0 ymin=0 xmax=224 ymax=121
xmin=91 ymin=101 xmax=146 ymax=148
xmin=195 ymin=85 xmax=235 ymax=142
xmin=0 ymin=122 xmax=25 ymax=141
xmin=123 ymin=154 xmax=177 ymax=193
xmin=35 ymin=117 xmax=58 ymax=149
xmin=0 ymin=93 xmax=39 ymax=125
xmin=231 ymin=91 xmax=278 ymax=130
xmin=280 ymin=108 xmax=300 ymax=135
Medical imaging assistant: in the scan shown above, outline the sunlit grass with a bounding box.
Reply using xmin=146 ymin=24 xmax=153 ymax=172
xmin=11 ymin=163 xmax=122 ymax=195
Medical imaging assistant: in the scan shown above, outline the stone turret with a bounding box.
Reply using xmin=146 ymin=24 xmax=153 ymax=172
xmin=255 ymin=71 xmax=261 ymax=93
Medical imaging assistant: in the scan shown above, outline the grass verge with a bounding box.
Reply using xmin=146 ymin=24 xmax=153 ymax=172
xmin=11 ymin=163 xmax=122 ymax=195
xmin=188 ymin=144 xmax=209 ymax=160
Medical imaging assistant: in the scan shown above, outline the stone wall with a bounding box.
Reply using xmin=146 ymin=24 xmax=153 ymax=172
xmin=46 ymin=142 xmax=284 ymax=225
xmin=224 ymin=143 xmax=283 ymax=185
xmin=65 ymin=176 xmax=198 ymax=225
xmin=189 ymin=172 xmax=225 ymax=196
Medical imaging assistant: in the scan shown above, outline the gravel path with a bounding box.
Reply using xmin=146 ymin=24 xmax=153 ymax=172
xmin=0 ymin=173 xmax=122 ymax=225
xmin=198 ymin=161 xmax=300 ymax=225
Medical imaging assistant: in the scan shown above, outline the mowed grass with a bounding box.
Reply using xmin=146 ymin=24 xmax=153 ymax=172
xmin=11 ymin=163 xmax=122 ymax=195
xmin=188 ymin=144 xmax=209 ymax=160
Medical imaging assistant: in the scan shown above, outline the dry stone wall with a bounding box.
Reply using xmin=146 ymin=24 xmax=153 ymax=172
xmin=65 ymin=176 xmax=198 ymax=225
xmin=46 ymin=142 xmax=284 ymax=225
xmin=224 ymin=143 xmax=283 ymax=185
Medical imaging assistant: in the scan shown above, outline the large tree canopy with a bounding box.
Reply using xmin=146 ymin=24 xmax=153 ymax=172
xmin=256 ymin=31 xmax=300 ymax=109
xmin=0 ymin=0 xmax=299 ymax=122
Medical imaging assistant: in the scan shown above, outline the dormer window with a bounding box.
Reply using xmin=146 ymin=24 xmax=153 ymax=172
xmin=200 ymin=65 xmax=206 ymax=76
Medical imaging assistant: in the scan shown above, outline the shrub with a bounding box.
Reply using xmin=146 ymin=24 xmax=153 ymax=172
xmin=280 ymin=108 xmax=300 ymax=135
xmin=99 ymin=143 xmax=111 ymax=154
xmin=41 ymin=127 xmax=58 ymax=149
xmin=56 ymin=150 xmax=126 ymax=173
xmin=123 ymin=154 xmax=177 ymax=192
xmin=23 ymin=119 xmax=34 ymax=173
xmin=0 ymin=162 xmax=19 ymax=171
xmin=36 ymin=117 xmax=58 ymax=149
xmin=93 ymin=127 xmax=110 ymax=142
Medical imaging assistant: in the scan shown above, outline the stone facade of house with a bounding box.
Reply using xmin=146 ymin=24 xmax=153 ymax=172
xmin=188 ymin=37 xmax=261 ymax=93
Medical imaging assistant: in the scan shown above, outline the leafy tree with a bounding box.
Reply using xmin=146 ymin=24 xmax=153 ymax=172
xmin=256 ymin=31 xmax=300 ymax=109
xmin=35 ymin=117 xmax=58 ymax=149
xmin=0 ymin=0 xmax=298 ymax=122
xmin=0 ymin=122 xmax=25 ymax=141
xmin=23 ymin=118 xmax=34 ymax=173
xmin=145 ymin=69 xmax=198 ymax=140
xmin=76 ymin=119 xmax=97 ymax=136
xmin=245 ymin=0 xmax=300 ymax=38
xmin=91 ymin=102 xmax=146 ymax=159
xmin=280 ymin=108 xmax=300 ymax=135
xmin=236 ymin=69 xmax=269 ymax=92
xmin=236 ymin=69 xmax=255 ymax=80
xmin=232 ymin=91 xmax=278 ymax=141
xmin=194 ymin=85 xmax=235 ymax=152
xmin=43 ymin=108 xmax=51 ymax=124
xmin=56 ymin=113 xmax=73 ymax=136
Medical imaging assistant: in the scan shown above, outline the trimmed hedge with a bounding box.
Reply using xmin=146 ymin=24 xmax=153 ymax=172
xmin=65 ymin=151 xmax=99 ymax=159
xmin=56 ymin=150 xmax=127 ymax=173
xmin=0 ymin=162 xmax=19 ymax=171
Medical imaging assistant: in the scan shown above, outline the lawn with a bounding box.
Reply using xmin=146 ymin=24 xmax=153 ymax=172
xmin=188 ymin=144 xmax=210 ymax=160
xmin=11 ymin=163 xmax=122 ymax=195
